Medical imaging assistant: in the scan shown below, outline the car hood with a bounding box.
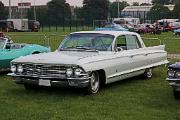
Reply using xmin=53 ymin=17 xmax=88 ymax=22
xmin=169 ymin=62 xmax=180 ymax=70
xmin=12 ymin=51 xmax=100 ymax=65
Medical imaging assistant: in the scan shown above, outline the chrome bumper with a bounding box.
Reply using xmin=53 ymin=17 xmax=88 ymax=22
xmin=8 ymin=73 xmax=90 ymax=88
xmin=166 ymin=78 xmax=180 ymax=87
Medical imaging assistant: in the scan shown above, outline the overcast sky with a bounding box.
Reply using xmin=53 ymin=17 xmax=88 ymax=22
xmin=1 ymin=0 xmax=151 ymax=6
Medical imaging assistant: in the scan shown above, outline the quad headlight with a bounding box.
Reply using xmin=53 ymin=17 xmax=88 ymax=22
xmin=11 ymin=65 xmax=16 ymax=73
xmin=168 ymin=70 xmax=175 ymax=77
xmin=175 ymin=72 xmax=180 ymax=78
xmin=74 ymin=68 xmax=83 ymax=76
xmin=66 ymin=67 xmax=84 ymax=77
xmin=66 ymin=68 xmax=73 ymax=77
xmin=17 ymin=65 xmax=23 ymax=73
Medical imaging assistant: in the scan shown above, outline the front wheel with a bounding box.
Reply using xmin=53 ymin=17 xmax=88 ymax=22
xmin=143 ymin=68 xmax=153 ymax=79
xmin=173 ymin=89 xmax=180 ymax=100
xmin=86 ymin=71 xmax=100 ymax=94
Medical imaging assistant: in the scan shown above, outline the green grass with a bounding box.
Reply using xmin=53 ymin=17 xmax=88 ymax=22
xmin=6 ymin=32 xmax=68 ymax=51
xmin=142 ymin=32 xmax=180 ymax=54
xmin=1 ymin=64 xmax=180 ymax=120
xmin=0 ymin=32 xmax=180 ymax=120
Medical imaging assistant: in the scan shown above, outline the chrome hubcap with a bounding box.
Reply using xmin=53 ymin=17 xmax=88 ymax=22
xmin=90 ymin=72 xmax=99 ymax=92
xmin=146 ymin=69 xmax=152 ymax=78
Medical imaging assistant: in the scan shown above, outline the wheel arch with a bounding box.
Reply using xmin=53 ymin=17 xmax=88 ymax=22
xmin=96 ymin=69 xmax=106 ymax=86
xmin=32 ymin=51 xmax=41 ymax=54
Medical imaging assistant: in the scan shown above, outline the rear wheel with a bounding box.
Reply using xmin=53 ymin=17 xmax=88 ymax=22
xmin=86 ymin=71 xmax=100 ymax=94
xmin=143 ymin=68 xmax=153 ymax=79
xmin=173 ymin=89 xmax=180 ymax=100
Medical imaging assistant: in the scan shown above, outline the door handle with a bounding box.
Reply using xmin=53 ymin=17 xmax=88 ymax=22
xmin=129 ymin=55 xmax=134 ymax=58
xmin=144 ymin=53 xmax=150 ymax=56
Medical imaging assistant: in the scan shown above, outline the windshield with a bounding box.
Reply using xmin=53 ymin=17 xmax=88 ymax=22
xmin=59 ymin=33 xmax=114 ymax=51
xmin=0 ymin=38 xmax=6 ymax=49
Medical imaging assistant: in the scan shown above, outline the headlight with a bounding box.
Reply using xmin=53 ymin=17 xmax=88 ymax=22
xmin=74 ymin=68 xmax=83 ymax=76
xmin=66 ymin=68 xmax=73 ymax=77
xmin=17 ymin=65 xmax=23 ymax=73
xmin=11 ymin=65 xmax=16 ymax=73
xmin=175 ymin=72 xmax=180 ymax=78
xmin=168 ymin=70 xmax=175 ymax=77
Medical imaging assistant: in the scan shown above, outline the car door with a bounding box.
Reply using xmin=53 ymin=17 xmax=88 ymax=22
xmin=125 ymin=34 xmax=148 ymax=70
xmin=115 ymin=35 xmax=134 ymax=75
xmin=106 ymin=35 xmax=133 ymax=83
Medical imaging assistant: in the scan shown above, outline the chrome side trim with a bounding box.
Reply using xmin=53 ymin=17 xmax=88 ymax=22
xmin=107 ymin=60 xmax=169 ymax=79
xmin=85 ymin=51 xmax=167 ymax=64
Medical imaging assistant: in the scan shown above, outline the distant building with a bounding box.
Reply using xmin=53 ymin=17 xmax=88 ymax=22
xmin=5 ymin=3 xmax=75 ymax=19
xmin=7 ymin=6 xmax=29 ymax=19
xmin=121 ymin=5 xmax=175 ymax=19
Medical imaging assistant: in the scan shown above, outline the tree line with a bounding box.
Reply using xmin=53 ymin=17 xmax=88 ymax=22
xmin=0 ymin=0 xmax=179 ymax=25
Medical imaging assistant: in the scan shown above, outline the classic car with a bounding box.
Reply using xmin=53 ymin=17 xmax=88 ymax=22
xmin=9 ymin=31 xmax=168 ymax=94
xmin=174 ymin=29 xmax=180 ymax=36
xmin=171 ymin=22 xmax=180 ymax=31
xmin=166 ymin=62 xmax=180 ymax=99
xmin=95 ymin=22 xmax=128 ymax=31
xmin=0 ymin=36 xmax=50 ymax=71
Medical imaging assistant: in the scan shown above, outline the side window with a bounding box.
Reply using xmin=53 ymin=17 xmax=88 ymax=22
xmin=126 ymin=35 xmax=141 ymax=50
xmin=116 ymin=35 xmax=126 ymax=50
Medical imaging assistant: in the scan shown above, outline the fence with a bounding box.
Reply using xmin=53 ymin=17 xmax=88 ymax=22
xmin=40 ymin=20 xmax=95 ymax=32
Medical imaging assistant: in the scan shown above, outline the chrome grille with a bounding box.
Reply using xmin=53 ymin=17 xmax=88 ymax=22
xmin=21 ymin=64 xmax=67 ymax=77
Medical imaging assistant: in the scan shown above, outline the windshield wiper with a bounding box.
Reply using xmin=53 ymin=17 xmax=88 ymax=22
xmin=59 ymin=46 xmax=75 ymax=51
xmin=75 ymin=46 xmax=98 ymax=52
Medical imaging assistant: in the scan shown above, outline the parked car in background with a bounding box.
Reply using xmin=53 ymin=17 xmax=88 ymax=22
xmin=134 ymin=24 xmax=147 ymax=34
xmin=122 ymin=24 xmax=134 ymax=31
xmin=28 ymin=20 xmax=40 ymax=32
xmin=7 ymin=19 xmax=29 ymax=32
xmin=134 ymin=24 xmax=159 ymax=34
xmin=166 ymin=62 xmax=180 ymax=99
xmin=174 ymin=29 xmax=180 ymax=36
xmin=158 ymin=19 xmax=179 ymax=32
xmin=113 ymin=18 xmax=140 ymax=26
xmin=171 ymin=22 xmax=180 ymax=31
xmin=0 ymin=36 xmax=50 ymax=71
xmin=113 ymin=18 xmax=138 ymax=31
xmin=95 ymin=22 xmax=128 ymax=31
xmin=0 ymin=19 xmax=40 ymax=32
xmin=9 ymin=31 xmax=168 ymax=94
xmin=0 ymin=20 xmax=14 ymax=32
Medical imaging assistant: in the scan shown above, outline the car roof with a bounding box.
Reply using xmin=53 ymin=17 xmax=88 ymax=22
xmin=71 ymin=31 xmax=139 ymax=37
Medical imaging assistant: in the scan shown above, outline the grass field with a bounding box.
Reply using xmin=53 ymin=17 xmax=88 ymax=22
xmin=1 ymin=65 xmax=180 ymax=120
xmin=0 ymin=32 xmax=180 ymax=120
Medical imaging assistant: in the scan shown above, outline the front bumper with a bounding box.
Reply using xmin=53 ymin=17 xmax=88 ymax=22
xmin=166 ymin=78 xmax=180 ymax=91
xmin=8 ymin=73 xmax=90 ymax=88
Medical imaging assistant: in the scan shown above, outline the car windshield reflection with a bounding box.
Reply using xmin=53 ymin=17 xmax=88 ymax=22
xmin=59 ymin=33 xmax=114 ymax=51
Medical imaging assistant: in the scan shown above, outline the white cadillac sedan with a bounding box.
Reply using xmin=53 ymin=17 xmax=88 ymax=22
xmin=9 ymin=31 xmax=168 ymax=94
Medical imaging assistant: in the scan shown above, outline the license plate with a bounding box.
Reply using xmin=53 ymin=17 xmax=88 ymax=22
xmin=39 ymin=79 xmax=51 ymax=86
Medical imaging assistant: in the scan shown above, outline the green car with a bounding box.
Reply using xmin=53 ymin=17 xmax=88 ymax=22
xmin=0 ymin=37 xmax=51 ymax=71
